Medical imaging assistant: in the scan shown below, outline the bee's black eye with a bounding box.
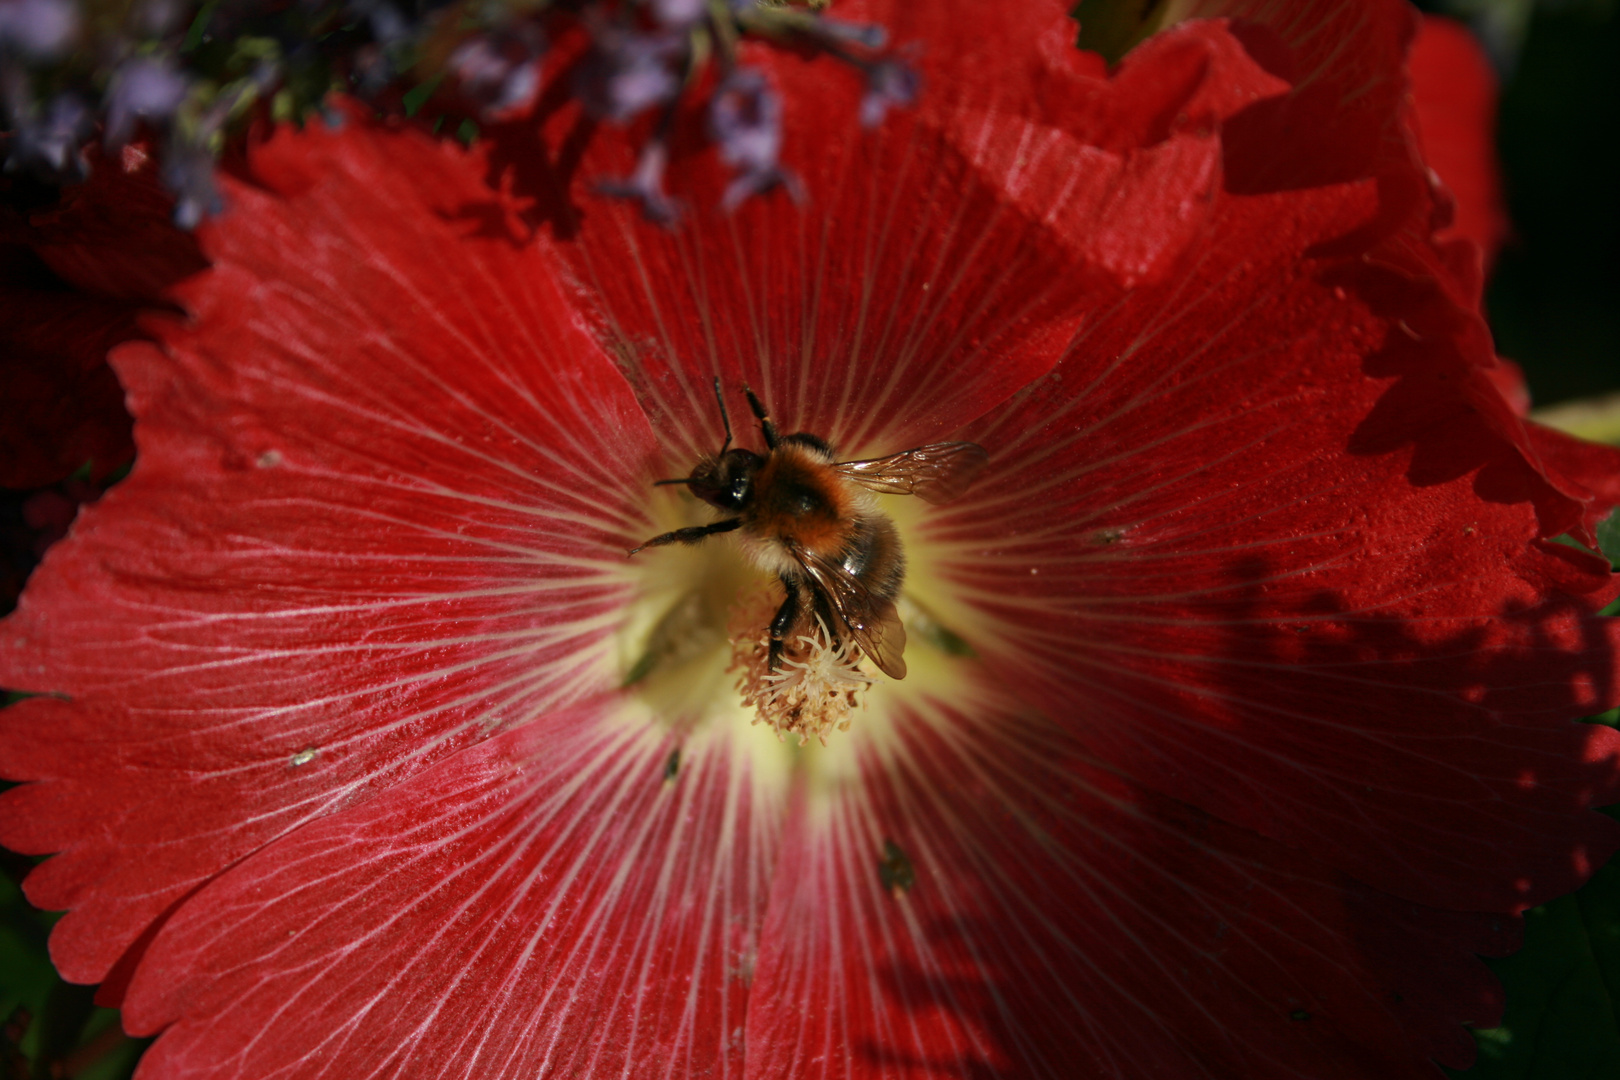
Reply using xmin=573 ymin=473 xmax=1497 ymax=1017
xmin=686 ymin=449 xmax=760 ymax=512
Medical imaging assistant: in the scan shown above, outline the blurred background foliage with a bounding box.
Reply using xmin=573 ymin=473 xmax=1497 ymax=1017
xmin=1 ymin=0 xmax=1617 ymax=1076
xmin=1448 ymin=0 xmax=1620 ymax=414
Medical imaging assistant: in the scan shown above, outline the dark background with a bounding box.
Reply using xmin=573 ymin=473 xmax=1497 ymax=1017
xmin=1428 ymin=0 xmax=1620 ymax=407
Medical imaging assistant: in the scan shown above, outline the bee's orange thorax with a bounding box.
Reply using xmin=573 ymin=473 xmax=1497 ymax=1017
xmin=747 ymin=444 xmax=857 ymax=557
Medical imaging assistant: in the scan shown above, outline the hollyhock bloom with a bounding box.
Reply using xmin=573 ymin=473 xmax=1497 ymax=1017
xmin=4 ymin=3 xmax=1620 ymax=1079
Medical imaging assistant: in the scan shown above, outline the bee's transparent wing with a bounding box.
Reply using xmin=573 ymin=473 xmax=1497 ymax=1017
xmin=833 ymin=442 xmax=989 ymax=503
xmin=792 ymin=545 xmax=909 ymax=680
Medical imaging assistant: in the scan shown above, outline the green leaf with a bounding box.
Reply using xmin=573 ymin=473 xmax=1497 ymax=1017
xmin=181 ymin=0 xmax=221 ymax=54
xmin=402 ymin=73 xmax=445 ymax=118
xmin=1450 ymin=857 xmax=1620 ymax=1078
xmin=1532 ymin=392 xmax=1620 ymax=447
xmin=0 ymin=870 xmax=55 ymax=1051
xmin=1596 ymin=508 xmax=1620 ymax=571
xmin=1071 ymin=0 xmax=1183 ymax=65
xmin=1 ymin=861 xmax=147 ymax=1076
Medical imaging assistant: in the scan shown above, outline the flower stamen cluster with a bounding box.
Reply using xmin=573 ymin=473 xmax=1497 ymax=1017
xmin=731 ymin=611 xmax=871 ymax=745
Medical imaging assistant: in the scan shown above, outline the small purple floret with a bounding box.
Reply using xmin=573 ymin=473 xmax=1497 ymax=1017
xmin=162 ymin=139 xmax=224 ymax=229
xmin=133 ymin=0 xmax=185 ymax=37
xmin=648 ymin=0 xmax=706 ymax=29
xmin=597 ymin=138 xmax=680 ymax=225
xmin=574 ymin=26 xmax=682 ymax=123
xmin=859 ymin=59 xmax=917 ymax=129
xmin=449 ymin=25 xmax=545 ymax=119
xmin=105 ymin=56 xmax=190 ymax=146
xmin=7 ymin=92 xmax=93 ymax=181
xmin=358 ymin=0 xmax=409 ymax=46
xmin=709 ymin=68 xmax=800 ymax=210
xmin=0 ymin=0 xmax=79 ymax=59
xmin=347 ymin=0 xmax=410 ymax=96
xmin=710 ymin=70 xmax=780 ymax=174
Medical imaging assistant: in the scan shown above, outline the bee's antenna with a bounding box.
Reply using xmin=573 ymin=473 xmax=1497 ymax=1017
xmin=743 ymin=386 xmax=778 ymax=449
xmin=652 ymin=477 xmax=693 ymax=486
xmin=712 ymin=376 xmax=733 ymax=456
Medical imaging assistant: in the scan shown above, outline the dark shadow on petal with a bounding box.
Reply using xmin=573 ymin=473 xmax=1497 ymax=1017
xmin=481 ymin=70 xmax=599 ymax=241
xmin=842 ymin=688 xmax=1535 ymax=1078
xmin=440 ymin=196 xmax=533 ymax=249
xmin=848 ymin=484 xmax=1618 ymax=1076
xmin=1330 ymin=259 xmax=1586 ymax=539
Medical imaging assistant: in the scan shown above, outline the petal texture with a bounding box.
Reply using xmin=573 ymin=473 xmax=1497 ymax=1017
xmin=0 ymin=118 xmax=660 ymax=984
xmin=123 ymin=705 xmax=780 ymax=1080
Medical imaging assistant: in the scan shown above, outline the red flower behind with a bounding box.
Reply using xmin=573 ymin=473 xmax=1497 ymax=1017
xmin=1406 ymin=15 xmax=1511 ymax=281
xmin=2 ymin=3 xmax=1618 ymax=1078
xmin=0 ymin=269 xmax=137 ymax=490
xmin=0 ymin=144 xmax=203 ymax=492
xmin=0 ymin=144 xmax=208 ymax=609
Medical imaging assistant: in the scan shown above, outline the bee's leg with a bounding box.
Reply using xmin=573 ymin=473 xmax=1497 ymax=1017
xmin=743 ymin=387 xmax=779 ymax=450
xmin=628 ymin=517 xmax=742 ymax=556
xmin=767 ymin=575 xmax=801 ymax=672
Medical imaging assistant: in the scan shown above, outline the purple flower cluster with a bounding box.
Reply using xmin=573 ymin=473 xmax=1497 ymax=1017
xmin=710 ymin=69 xmax=799 ymax=210
xmin=0 ymin=0 xmax=76 ymax=58
xmin=449 ymin=23 xmax=546 ymax=119
xmin=0 ymin=0 xmax=916 ymax=226
xmin=579 ymin=1 xmax=905 ymax=222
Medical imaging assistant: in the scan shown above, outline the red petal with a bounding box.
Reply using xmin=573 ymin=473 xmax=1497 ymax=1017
xmin=931 ymin=175 xmax=1620 ymax=909
xmin=947 ymin=21 xmax=1291 ymax=290
xmin=1406 ymin=16 xmax=1509 ymax=277
xmin=747 ymin=699 xmax=1512 ymax=1079
xmin=521 ymin=2 xmax=1172 ymax=461
xmin=1486 ymin=355 xmax=1532 ymax=417
xmin=121 ymin=705 xmax=780 ymax=1079
xmin=1194 ymin=0 xmax=1420 ymax=195
xmin=1196 ymin=1 xmax=1582 ymax=532
xmin=1522 ymin=421 xmax=1620 ymax=537
xmin=870 ymin=7 xmax=1620 ymax=917
xmin=0 ymin=117 xmax=660 ymax=982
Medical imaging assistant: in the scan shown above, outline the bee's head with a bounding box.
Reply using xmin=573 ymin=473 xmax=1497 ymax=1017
xmin=686 ymin=448 xmax=762 ymax=512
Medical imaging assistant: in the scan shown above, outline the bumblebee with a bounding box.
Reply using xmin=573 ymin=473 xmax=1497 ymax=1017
xmin=630 ymin=380 xmax=988 ymax=679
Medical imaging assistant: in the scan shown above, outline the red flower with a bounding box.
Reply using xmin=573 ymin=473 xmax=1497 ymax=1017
xmin=3 ymin=3 xmax=1619 ymax=1078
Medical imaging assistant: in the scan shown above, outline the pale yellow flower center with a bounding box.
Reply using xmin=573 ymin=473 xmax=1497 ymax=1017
xmin=619 ymin=491 xmax=976 ymax=759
